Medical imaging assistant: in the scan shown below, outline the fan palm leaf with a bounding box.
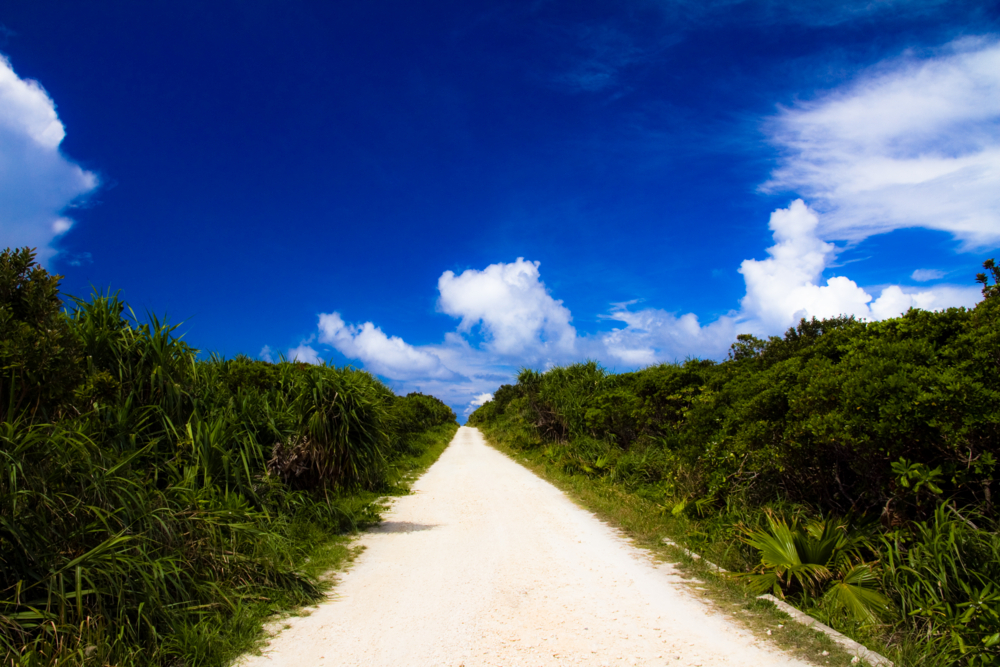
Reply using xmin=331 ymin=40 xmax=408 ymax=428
xmin=823 ymin=563 xmax=890 ymax=624
xmin=739 ymin=512 xmax=888 ymax=623
xmin=739 ymin=514 xmax=831 ymax=596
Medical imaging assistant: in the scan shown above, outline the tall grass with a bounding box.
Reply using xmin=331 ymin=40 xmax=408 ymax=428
xmin=0 ymin=247 xmax=457 ymax=666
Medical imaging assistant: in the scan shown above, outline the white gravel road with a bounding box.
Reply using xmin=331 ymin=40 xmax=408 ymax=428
xmin=238 ymin=426 xmax=814 ymax=667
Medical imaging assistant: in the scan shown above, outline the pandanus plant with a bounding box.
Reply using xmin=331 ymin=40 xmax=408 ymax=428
xmin=738 ymin=512 xmax=890 ymax=623
xmin=268 ymin=365 xmax=393 ymax=491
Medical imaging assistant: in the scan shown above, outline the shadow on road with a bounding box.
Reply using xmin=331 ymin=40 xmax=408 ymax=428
xmin=371 ymin=521 xmax=438 ymax=533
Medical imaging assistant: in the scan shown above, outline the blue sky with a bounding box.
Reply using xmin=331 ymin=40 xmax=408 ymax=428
xmin=1 ymin=0 xmax=998 ymax=418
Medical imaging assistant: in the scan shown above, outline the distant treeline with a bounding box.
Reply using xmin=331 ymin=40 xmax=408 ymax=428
xmin=470 ymin=260 xmax=1000 ymax=665
xmin=0 ymin=247 xmax=456 ymax=665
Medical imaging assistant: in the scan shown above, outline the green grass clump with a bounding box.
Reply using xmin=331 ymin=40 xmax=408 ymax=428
xmin=470 ymin=259 xmax=1000 ymax=666
xmin=0 ymin=247 xmax=458 ymax=666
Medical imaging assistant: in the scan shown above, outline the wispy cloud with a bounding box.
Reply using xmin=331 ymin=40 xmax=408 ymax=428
xmin=540 ymin=0 xmax=965 ymax=96
xmin=0 ymin=54 xmax=98 ymax=264
xmin=763 ymin=37 xmax=1000 ymax=249
xmin=548 ymin=23 xmax=652 ymax=93
xmin=653 ymin=0 xmax=964 ymax=30
xmin=66 ymin=251 xmax=93 ymax=267
xmin=911 ymin=268 xmax=946 ymax=282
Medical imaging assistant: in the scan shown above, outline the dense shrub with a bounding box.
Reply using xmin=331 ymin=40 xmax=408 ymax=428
xmin=0 ymin=247 xmax=83 ymax=422
xmin=393 ymin=393 xmax=457 ymax=438
xmin=470 ymin=260 xmax=1000 ymax=664
xmin=0 ymin=247 xmax=456 ymax=666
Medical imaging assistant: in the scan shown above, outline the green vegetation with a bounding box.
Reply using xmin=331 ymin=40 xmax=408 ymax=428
xmin=0 ymin=247 xmax=457 ymax=666
xmin=471 ymin=259 xmax=1000 ymax=666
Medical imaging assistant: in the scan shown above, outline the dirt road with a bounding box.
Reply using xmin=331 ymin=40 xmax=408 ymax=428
xmin=239 ymin=426 xmax=813 ymax=667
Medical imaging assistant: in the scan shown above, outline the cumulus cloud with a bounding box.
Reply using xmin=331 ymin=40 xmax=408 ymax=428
xmin=301 ymin=259 xmax=577 ymax=412
xmin=763 ymin=37 xmax=1000 ymax=249
xmin=601 ymin=200 xmax=981 ymax=360
xmin=868 ymin=284 xmax=981 ymax=319
xmin=738 ymin=200 xmax=980 ymax=329
xmin=288 ymin=344 xmax=322 ymax=365
xmin=738 ymin=200 xmax=875 ymax=330
xmin=438 ymin=258 xmax=576 ymax=360
xmin=0 ymin=55 xmax=97 ymax=264
xmin=318 ymin=312 xmax=461 ymax=380
xmin=600 ymin=305 xmax=736 ymax=365
xmin=470 ymin=392 xmax=494 ymax=407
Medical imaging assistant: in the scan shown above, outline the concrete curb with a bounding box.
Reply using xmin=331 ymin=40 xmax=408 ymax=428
xmin=756 ymin=595 xmax=894 ymax=667
xmin=660 ymin=538 xmax=893 ymax=667
xmin=661 ymin=538 xmax=728 ymax=573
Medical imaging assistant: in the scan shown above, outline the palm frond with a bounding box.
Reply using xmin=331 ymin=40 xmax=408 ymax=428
xmin=823 ymin=563 xmax=890 ymax=624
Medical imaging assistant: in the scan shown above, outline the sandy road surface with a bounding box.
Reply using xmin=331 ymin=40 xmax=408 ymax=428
xmin=239 ymin=427 xmax=813 ymax=667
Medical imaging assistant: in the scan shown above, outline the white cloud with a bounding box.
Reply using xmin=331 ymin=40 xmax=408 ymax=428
xmin=288 ymin=344 xmax=322 ymax=365
xmin=258 ymin=343 xmax=323 ymax=365
xmin=464 ymin=392 xmax=495 ymax=416
xmin=911 ymin=268 xmax=945 ymax=282
xmin=469 ymin=392 xmax=494 ymax=407
xmin=303 ymin=214 xmax=982 ymax=413
xmin=438 ymin=258 xmax=576 ymax=360
xmin=763 ymin=37 xmax=1000 ymax=249
xmin=600 ymin=305 xmax=735 ymax=364
xmin=738 ymin=200 xmax=874 ymax=331
xmin=738 ymin=201 xmax=980 ymax=329
xmin=303 ymin=258 xmax=579 ymax=412
xmin=0 ymin=55 xmax=97 ymax=264
xmin=869 ymin=283 xmax=981 ymax=319
xmin=317 ymin=312 xmax=461 ymax=380
xmin=602 ymin=200 xmax=981 ymax=356
xmin=296 ymin=42 xmax=995 ymax=411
